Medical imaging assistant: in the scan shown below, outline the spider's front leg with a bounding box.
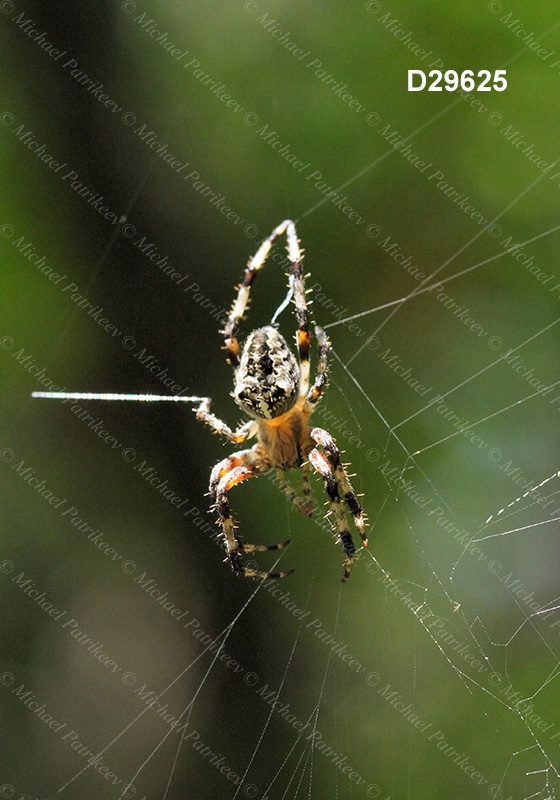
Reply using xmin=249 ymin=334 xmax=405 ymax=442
xmin=209 ymin=450 xmax=294 ymax=580
xmin=275 ymin=464 xmax=314 ymax=517
xmin=309 ymin=428 xmax=368 ymax=582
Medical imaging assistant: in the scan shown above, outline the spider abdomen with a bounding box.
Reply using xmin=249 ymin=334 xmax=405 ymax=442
xmin=234 ymin=326 xmax=299 ymax=419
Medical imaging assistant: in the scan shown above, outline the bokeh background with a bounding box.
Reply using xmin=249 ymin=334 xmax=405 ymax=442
xmin=3 ymin=1 xmax=560 ymax=798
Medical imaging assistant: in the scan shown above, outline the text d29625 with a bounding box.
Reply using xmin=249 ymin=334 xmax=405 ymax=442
xmin=408 ymin=69 xmax=507 ymax=92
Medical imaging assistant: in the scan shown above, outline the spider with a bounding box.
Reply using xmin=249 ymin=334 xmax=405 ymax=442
xmin=195 ymin=220 xmax=368 ymax=582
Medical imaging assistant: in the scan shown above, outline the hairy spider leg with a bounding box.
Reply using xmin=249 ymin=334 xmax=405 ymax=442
xmin=210 ymin=450 xmax=294 ymax=579
xmin=222 ymin=220 xmax=310 ymax=402
xmin=308 ymin=429 xmax=367 ymax=582
xmin=195 ymin=397 xmax=257 ymax=443
xmin=311 ymin=427 xmax=368 ymax=547
xmin=275 ymin=465 xmax=314 ymax=517
xmin=223 ymin=219 xmax=293 ymax=367
xmin=304 ymin=325 xmax=330 ymax=414
xmin=283 ymin=221 xmax=312 ymax=399
xmin=308 ymin=448 xmax=357 ymax=582
xmin=301 ymin=462 xmax=313 ymax=514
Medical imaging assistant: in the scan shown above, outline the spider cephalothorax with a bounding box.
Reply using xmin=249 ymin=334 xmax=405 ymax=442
xmin=196 ymin=220 xmax=368 ymax=581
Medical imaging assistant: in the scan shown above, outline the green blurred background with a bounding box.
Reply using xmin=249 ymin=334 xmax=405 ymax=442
xmin=3 ymin=1 xmax=560 ymax=798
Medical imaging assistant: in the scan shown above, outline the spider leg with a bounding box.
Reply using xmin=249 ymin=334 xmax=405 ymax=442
xmin=210 ymin=450 xmax=294 ymax=579
xmin=275 ymin=467 xmax=313 ymax=517
xmin=304 ymin=325 xmax=330 ymax=414
xmin=309 ymin=428 xmax=367 ymax=582
xmin=223 ymin=219 xmax=300 ymax=368
xmin=195 ymin=397 xmax=257 ymax=443
xmin=308 ymin=448 xmax=356 ymax=581
xmin=282 ymin=221 xmax=312 ymax=399
xmin=311 ymin=427 xmax=368 ymax=546
xmin=302 ymin=462 xmax=313 ymax=515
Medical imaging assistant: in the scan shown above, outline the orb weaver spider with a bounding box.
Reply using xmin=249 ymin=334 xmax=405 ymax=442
xmin=33 ymin=221 xmax=368 ymax=581
xmin=197 ymin=220 xmax=368 ymax=581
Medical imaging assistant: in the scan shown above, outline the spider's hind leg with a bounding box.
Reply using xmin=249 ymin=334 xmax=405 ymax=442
xmin=304 ymin=325 xmax=330 ymax=414
xmin=223 ymin=219 xmax=299 ymax=368
xmin=210 ymin=451 xmax=294 ymax=580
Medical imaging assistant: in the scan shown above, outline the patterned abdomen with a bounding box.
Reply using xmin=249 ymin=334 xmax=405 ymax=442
xmin=233 ymin=326 xmax=299 ymax=419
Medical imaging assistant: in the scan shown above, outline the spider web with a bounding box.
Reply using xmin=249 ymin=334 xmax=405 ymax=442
xmin=13 ymin=218 xmax=560 ymax=800
xmin=4 ymin=4 xmax=560 ymax=800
